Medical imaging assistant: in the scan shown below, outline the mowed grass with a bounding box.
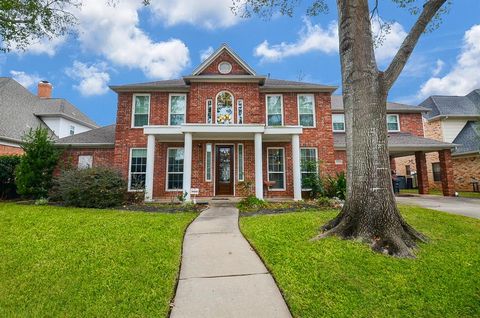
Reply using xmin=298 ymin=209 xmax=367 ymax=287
xmin=400 ymin=188 xmax=480 ymax=199
xmin=0 ymin=203 xmax=196 ymax=317
xmin=240 ymin=206 xmax=480 ymax=318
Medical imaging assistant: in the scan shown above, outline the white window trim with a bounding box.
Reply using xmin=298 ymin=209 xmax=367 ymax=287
xmin=206 ymin=99 xmax=213 ymax=124
xmin=332 ymin=113 xmax=346 ymax=132
xmin=267 ymin=147 xmax=286 ymax=191
xmin=297 ymin=94 xmax=316 ymax=128
xmin=238 ymin=143 xmax=244 ymax=181
xmin=78 ymin=155 xmax=93 ymax=170
xmin=205 ymin=143 xmax=212 ymax=182
xmin=300 ymin=147 xmax=318 ymax=191
xmin=128 ymin=147 xmax=147 ymax=192
xmin=131 ymin=94 xmax=150 ymax=128
xmin=387 ymin=114 xmax=401 ymax=132
xmin=266 ymin=94 xmax=284 ymax=126
xmin=237 ymin=99 xmax=244 ymax=124
xmin=215 ymin=91 xmax=235 ymax=125
xmin=165 ymin=147 xmax=185 ymax=192
xmin=168 ymin=93 xmax=187 ymax=126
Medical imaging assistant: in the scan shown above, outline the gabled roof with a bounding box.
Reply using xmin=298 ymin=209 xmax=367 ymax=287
xmin=55 ymin=124 xmax=115 ymax=147
xmin=191 ymin=43 xmax=257 ymax=76
xmin=452 ymin=121 xmax=480 ymax=156
xmin=420 ymin=89 xmax=480 ymax=120
xmin=0 ymin=78 xmax=98 ymax=143
xmin=331 ymin=95 xmax=429 ymax=113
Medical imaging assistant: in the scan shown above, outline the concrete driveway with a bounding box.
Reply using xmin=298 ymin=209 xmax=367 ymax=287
xmin=396 ymin=195 xmax=480 ymax=219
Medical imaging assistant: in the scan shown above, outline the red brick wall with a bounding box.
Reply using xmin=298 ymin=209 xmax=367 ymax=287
xmin=0 ymin=144 xmax=23 ymax=155
xmin=199 ymin=51 xmax=251 ymax=75
xmin=57 ymin=148 xmax=115 ymax=171
xmin=334 ymin=150 xmax=347 ymax=173
xmin=398 ymin=113 xmax=424 ymax=136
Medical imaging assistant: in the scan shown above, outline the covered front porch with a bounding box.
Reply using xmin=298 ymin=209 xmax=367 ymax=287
xmin=142 ymin=124 xmax=304 ymax=202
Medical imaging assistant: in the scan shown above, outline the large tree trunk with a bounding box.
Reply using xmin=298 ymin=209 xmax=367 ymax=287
xmin=318 ymin=0 xmax=427 ymax=258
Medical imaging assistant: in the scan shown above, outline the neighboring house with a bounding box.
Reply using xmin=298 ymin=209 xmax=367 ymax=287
xmin=395 ymin=90 xmax=480 ymax=192
xmin=55 ymin=44 xmax=457 ymax=201
xmin=0 ymin=78 xmax=98 ymax=155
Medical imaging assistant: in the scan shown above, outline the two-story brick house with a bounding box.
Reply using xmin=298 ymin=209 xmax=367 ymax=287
xmin=56 ymin=44 xmax=457 ymax=201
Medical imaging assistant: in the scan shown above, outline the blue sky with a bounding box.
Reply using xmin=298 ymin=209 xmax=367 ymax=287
xmin=1 ymin=0 xmax=479 ymax=126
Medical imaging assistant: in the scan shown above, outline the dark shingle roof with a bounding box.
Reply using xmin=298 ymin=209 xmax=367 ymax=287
xmin=420 ymin=89 xmax=480 ymax=119
xmin=331 ymin=95 xmax=429 ymax=113
xmin=55 ymin=124 xmax=115 ymax=146
xmin=452 ymin=121 xmax=480 ymax=155
xmin=110 ymin=77 xmax=337 ymax=92
xmin=0 ymin=78 xmax=97 ymax=142
xmin=334 ymin=132 xmax=455 ymax=150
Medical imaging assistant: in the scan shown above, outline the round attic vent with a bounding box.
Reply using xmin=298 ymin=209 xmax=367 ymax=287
xmin=218 ymin=61 xmax=232 ymax=74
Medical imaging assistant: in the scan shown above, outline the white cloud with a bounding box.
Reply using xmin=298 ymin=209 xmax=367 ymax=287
xmin=432 ymin=59 xmax=445 ymax=76
xmin=254 ymin=18 xmax=407 ymax=64
xmin=66 ymin=61 xmax=111 ymax=96
xmin=74 ymin=0 xmax=190 ymax=79
xmin=200 ymin=46 xmax=215 ymax=61
xmin=9 ymin=70 xmax=41 ymax=88
xmin=254 ymin=19 xmax=338 ymax=62
xmin=418 ymin=24 xmax=480 ymax=98
xmin=148 ymin=0 xmax=239 ymax=29
xmin=10 ymin=36 xmax=66 ymax=57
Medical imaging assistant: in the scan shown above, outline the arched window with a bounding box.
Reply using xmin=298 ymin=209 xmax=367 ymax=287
xmin=216 ymin=91 xmax=234 ymax=124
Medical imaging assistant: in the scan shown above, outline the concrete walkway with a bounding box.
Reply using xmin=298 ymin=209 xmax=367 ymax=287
xmin=170 ymin=202 xmax=292 ymax=318
xmin=396 ymin=195 xmax=480 ymax=219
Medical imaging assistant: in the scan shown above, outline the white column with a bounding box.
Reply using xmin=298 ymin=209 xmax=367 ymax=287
xmin=182 ymin=132 xmax=193 ymax=202
xmin=292 ymin=134 xmax=302 ymax=201
xmin=254 ymin=133 xmax=264 ymax=199
xmin=144 ymin=134 xmax=156 ymax=202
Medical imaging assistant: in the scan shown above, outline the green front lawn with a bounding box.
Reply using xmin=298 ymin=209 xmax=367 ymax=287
xmin=240 ymin=206 xmax=480 ymax=317
xmin=0 ymin=203 xmax=196 ymax=317
xmin=400 ymin=188 xmax=480 ymax=198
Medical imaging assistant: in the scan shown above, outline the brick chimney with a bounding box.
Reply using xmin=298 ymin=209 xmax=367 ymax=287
xmin=37 ymin=81 xmax=52 ymax=98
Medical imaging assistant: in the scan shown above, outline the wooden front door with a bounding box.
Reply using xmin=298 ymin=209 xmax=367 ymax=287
xmin=215 ymin=145 xmax=234 ymax=196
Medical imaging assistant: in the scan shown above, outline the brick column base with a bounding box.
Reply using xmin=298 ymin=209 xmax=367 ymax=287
xmin=415 ymin=151 xmax=429 ymax=195
xmin=439 ymin=149 xmax=456 ymax=196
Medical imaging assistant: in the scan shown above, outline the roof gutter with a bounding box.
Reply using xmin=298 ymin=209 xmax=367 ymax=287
xmin=452 ymin=150 xmax=480 ymax=157
xmin=54 ymin=143 xmax=115 ymax=149
xmin=426 ymin=114 xmax=480 ymax=121
xmin=109 ymin=85 xmax=190 ymax=93
xmin=260 ymin=86 xmax=337 ymax=93
xmin=35 ymin=113 xmax=99 ymax=129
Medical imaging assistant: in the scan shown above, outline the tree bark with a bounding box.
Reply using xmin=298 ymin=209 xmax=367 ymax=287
xmin=316 ymin=0 xmax=430 ymax=258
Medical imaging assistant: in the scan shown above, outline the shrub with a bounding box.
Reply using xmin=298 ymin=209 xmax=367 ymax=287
xmin=301 ymin=160 xmax=324 ymax=199
xmin=237 ymin=195 xmax=267 ymax=212
xmin=15 ymin=128 xmax=60 ymax=199
xmin=56 ymin=167 xmax=127 ymax=208
xmin=324 ymin=172 xmax=347 ymax=200
xmin=0 ymin=155 xmax=21 ymax=199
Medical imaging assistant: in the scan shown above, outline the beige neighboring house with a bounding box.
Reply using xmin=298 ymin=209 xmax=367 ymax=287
xmin=396 ymin=89 xmax=480 ymax=192
xmin=0 ymin=78 xmax=98 ymax=155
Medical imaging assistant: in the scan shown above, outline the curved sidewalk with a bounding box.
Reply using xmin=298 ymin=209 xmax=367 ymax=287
xmin=170 ymin=202 xmax=291 ymax=318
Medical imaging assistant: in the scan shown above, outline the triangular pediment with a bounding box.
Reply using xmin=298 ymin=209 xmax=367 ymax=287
xmin=192 ymin=44 xmax=257 ymax=76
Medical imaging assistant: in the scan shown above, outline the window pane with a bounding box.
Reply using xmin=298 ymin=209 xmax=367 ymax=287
xmin=267 ymin=96 xmax=281 ymax=114
xmin=130 ymin=174 xmax=146 ymax=190
xmin=237 ymin=99 xmax=243 ymax=124
xmin=332 ymin=114 xmax=345 ymax=131
xmin=298 ymin=95 xmax=314 ymax=114
xmin=207 ymin=100 xmax=213 ymax=124
xmin=168 ymin=174 xmax=183 ymax=190
xmin=130 ymin=148 xmax=147 ymax=190
xmin=167 ymin=148 xmax=184 ymax=190
xmin=269 ymin=173 xmax=284 ymax=189
xmin=206 ymin=144 xmax=212 ymax=181
xmin=170 ymin=114 xmax=185 ymax=126
xmin=216 ymin=92 xmax=233 ymax=124
xmin=170 ymin=95 xmax=186 ymax=114
xmin=238 ymin=144 xmax=244 ymax=181
xmin=135 ymin=96 xmax=149 ymax=114
xmin=132 ymin=149 xmax=147 ymax=158
xmin=300 ymin=114 xmax=314 ymax=126
xmin=134 ymin=114 xmax=148 ymax=127
xmin=387 ymin=115 xmax=399 ymax=131
xmin=268 ymin=150 xmax=284 ymax=172
xmin=333 ymin=122 xmax=345 ymax=131
xmin=268 ymin=114 xmax=282 ymax=126
xmin=387 ymin=122 xmax=399 ymax=131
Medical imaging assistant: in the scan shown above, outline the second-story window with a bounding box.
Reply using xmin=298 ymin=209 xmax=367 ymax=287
xmin=298 ymin=94 xmax=315 ymax=127
xmin=169 ymin=94 xmax=186 ymax=126
xmin=216 ymin=91 xmax=233 ymax=124
xmin=132 ymin=94 xmax=150 ymax=127
xmin=237 ymin=99 xmax=244 ymax=124
xmin=387 ymin=114 xmax=400 ymax=132
xmin=69 ymin=125 xmax=75 ymax=136
xmin=206 ymin=99 xmax=213 ymax=124
xmin=332 ymin=114 xmax=345 ymax=132
xmin=266 ymin=94 xmax=283 ymax=126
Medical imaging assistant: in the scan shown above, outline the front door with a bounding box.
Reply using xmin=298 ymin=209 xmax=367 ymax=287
xmin=215 ymin=145 xmax=234 ymax=196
